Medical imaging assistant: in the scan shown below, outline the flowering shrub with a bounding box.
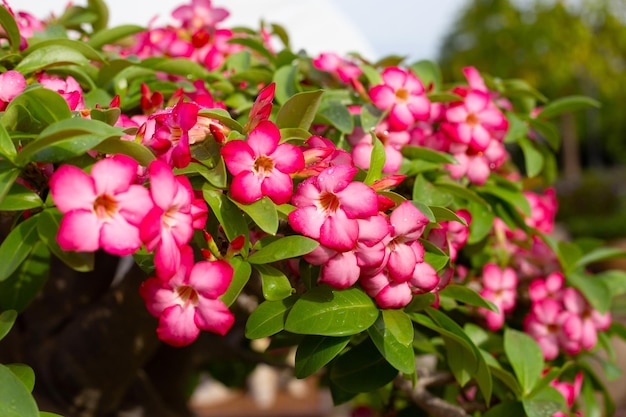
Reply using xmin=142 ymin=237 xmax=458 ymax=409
xmin=0 ymin=1 xmax=625 ymax=416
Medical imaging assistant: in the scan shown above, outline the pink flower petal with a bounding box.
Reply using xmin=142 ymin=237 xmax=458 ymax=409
xmin=230 ymin=171 xmax=263 ymax=204
xmin=91 ymin=155 xmax=138 ymax=195
xmin=319 ymin=251 xmax=360 ymax=289
xmin=188 ymin=260 xmax=233 ymax=299
xmin=376 ymin=282 xmax=412 ymax=309
xmin=139 ymin=278 xmax=177 ymax=316
xmin=57 ymin=210 xmax=101 ymax=253
xmin=194 ymin=298 xmax=235 ymax=336
xmin=100 ymin=214 xmax=143 ymax=256
xmin=320 ymin=211 xmax=359 ymax=251
xmin=261 ymin=170 xmax=294 ymax=205
xmin=247 ymin=120 xmax=279 ymax=156
xmin=381 ymin=67 xmax=408 ymax=90
xmin=288 ymin=206 xmax=325 ymax=240
xmin=157 ymin=304 xmax=200 ymax=347
xmin=50 ymin=165 xmax=96 ymax=213
xmin=335 ymin=182 xmax=378 ymax=219
xmin=221 ymin=140 xmax=255 ymax=176
xmin=270 ymin=142 xmax=304 ymax=173
xmin=116 ymin=184 xmax=153 ymax=226
xmin=369 ymin=85 xmax=396 ymax=110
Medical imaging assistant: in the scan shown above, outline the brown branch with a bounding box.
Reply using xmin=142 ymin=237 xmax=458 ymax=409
xmin=394 ymin=373 xmax=471 ymax=417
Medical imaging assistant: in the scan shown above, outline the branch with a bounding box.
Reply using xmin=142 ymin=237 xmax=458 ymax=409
xmin=394 ymin=373 xmax=471 ymax=417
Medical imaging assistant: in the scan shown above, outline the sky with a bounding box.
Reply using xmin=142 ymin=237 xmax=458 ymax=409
xmin=23 ymin=0 xmax=470 ymax=62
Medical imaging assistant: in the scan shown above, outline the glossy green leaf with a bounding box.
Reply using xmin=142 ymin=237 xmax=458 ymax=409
xmin=0 ymin=162 xmax=20 ymax=207
xmin=87 ymin=0 xmax=109 ymax=30
xmin=199 ymin=108 xmax=244 ymax=134
xmin=203 ymin=189 xmax=248 ymax=242
xmin=410 ymin=60 xmax=442 ymax=91
xmin=410 ymin=200 xmax=436 ymax=223
xmin=87 ymin=24 xmax=145 ymax=49
xmin=363 ymin=133 xmax=385 ymax=185
xmin=478 ymin=183 xmax=531 ymax=217
xmin=93 ymin=137 xmax=155 ymax=166
xmin=0 ymin=5 xmax=21 ymax=53
xmin=234 ymin=197 xmax=278 ymax=235
xmin=359 ymin=64 xmax=382 ymax=86
xmin=227 ymin=37 xmax=276 ymax=64
xmin=15 ymin=45 xmax=91 ymax=75
xmin=411 ymin=311 xmax=475 ymax=357
xmin=276 ymin=90 xmax=324 ymax=131
xmin=430 ymin=206 xmax=468 ymax=225
xmin=367 ymin=313 xmax=415 ymax=374
xmin=440 ymin=285 xmax=498 ymax=312
xmin=359 ymin=103 xmax=383 ymax=132
xmin=402 ymin=145 xmax=457 ymax=164
xmin=0 ymin=310 xmax=17 ymax=342
xmin=22 ymin=39 xmax=104 ymax=63
xmin=0 ymin=182 xmax=43 ymax=211
xmin=444 ymin=336 xmax=475 ymax=386
xmin=528 ymin=118 xmax=560 ymax=150
xmin=36 ymin=209 xmax=94 ymax=272
xmin=518 ymin=136 xmax=544 ymax=177
xmin=0 ymin=123 xmax=16 ymax=161
xmin=423 ymin=251 xmax=450 ymax=272
xmin=557 ymin=241 xmax=583 ymax=274
xmin=503 ymin=112 xmax=529 ymax=143
xmin=6 ymin=364 xmax=35 ymax=393
xmin=482 ymin=350 xmax=523 ymax=399
xmin=329 ymin=338 xmax=398 ymax=393
xmin=522 ymin=386 xmax=566 ymax=417
xmin=412 ymin=175 xmax=453 ymax=207
xmin=245 ymin=296 xmax=297 ymax=339
xmin=536 ymin=95 xmax=601 ymax=120
xmin=483 ymin=401 xmax=526 ymax=417
xmin=220 ymin=257 xmax=251 ymax=307
xmin=0 ymin=364 xmax=39 ymax=417
xmin=294 ymin=335 xmax=351 ymax=379
xmin=434 ymin=179 xmax=489 ymax=206
xmin=567 ymin=270 xmax=611 ymax=314
xmin=467 ymin=199 xmax=495 ymax=244
xmin=2 ymin=88 xmax=71 ymax=133
xmin=0 ymin=216 xmax=40 ymax=282
xmin=273 ymin=65 xmax=299 ymax=105
xmin=140 ymin=57 xmax=212 ymax=80
xmin=575 ymin=247 xmax=626 ymax=270
xmin=40 ymin=412 xmax=64 ymax=417
xmin=247 ymin=235 xmax=318 ymax=265
xmin=0 ymin=240 xmax=50 ymax=313
xmin=285 ymin=285 xmax=379 ymax=336
xmin=254 ymin=263 xmax=294 ymax=301
xmin=504 ymin=328 xmax=544 ymax=396
xmin=597 ymin=270 xmax=626 ymax=299
xmin=316 ymin=102 xmax=354 ymax=134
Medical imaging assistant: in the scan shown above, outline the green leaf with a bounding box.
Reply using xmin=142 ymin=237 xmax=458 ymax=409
xmin=87 ymin=0 xmax=109 ymax=31
xmin=575 ymin=247 xmax=626 ymax=270
xmin=423 ymin=251 xmax=450 ymax=272
xmin=2 ymin=88 xmax=71 ymax=133
xmin=140 ymin=57 xmax=212 ymax=80
xmin=567 ymin=270 xmax=611 ymax=314
xmin=359 ymin=104 xmax=383 ymax=132
xmin=483 ymin=401 xmax=526 ymax=417
xmin=598 ymin=270 xmax=626 ymax=299
xmin=0 ymin=216 xmax=40 ymax=282
xmin=203 ymin=189 xmax=248 ymax=242
xmin=557 ymin=241 xmax=583 ymax=275
xmin=273 ymin=65 xmax=299 ymax=105
xmin=430 ymin=206 xmax=468 ymax=225
xmin=22 ymin=39 xmax=104 ymax=63
xmin=409 ymin=60 xmax=442 ymax=91
xmin=36 ymin=209 xmax=94 ymax=272
xmin=87 ymin=24 xmax=145 ymax=49
xmin=285 ymin=285 xmax=379 ymax=336
xmin=0 ymin=5 xmax=21 ymax=53
xmin=444 ymin=336 xmax=475 ymax=386
xmin=0 ymin=364 xmax=39 ymax=417
xmin=220 ymin=257 xmax=251 ymax=307
xmin=254 ymin=263 xmax=294 ymax=301
xmin=360 ymin=64 xmax=383 ymax=86
xmin=0 ymin=240 xmax=50 ymax=313
xmin=6 ymin=364 xmax=35 ymax=393
xmin=0 ymin=123 xmax=17 ymax=161
xmin=367 ymin=312 xmax=415 ymax=374
xmin=93 ymin=137 xmax=156 ymax=166
xmin=412 ymin=175 xmax=453 ymax=207
xmin=440 ymin=285 xmax=498 ymax=312
xmin=363 ymin=133 xmax=386 ymax=185
xmin=0 ymin=181 xmax=43 ymax=211
xmin=316 ymin=102 xmax=354 ymax=134
xmin=0 ymin=310 xmax=17 ymax=342
xmin=503 ymin=112 xmax=529 ymax=144
xmin=478 ymin=183 xmax=531 ymax=217
xmin=434 ymin=179 xmax=489 ymax=206
xmin=245 ymin=296 xmax=297 ymax=339
xmin=294 ymin=335 xmax=351 ymax=379
xmin=329 ymin=338 xmax=398 ymax=393
xmin=467 ymin=199 xmax=495 ymax=244
xmin=401 ymin=145 xmax=457 ymax=164
xmin=227 ymin=37 xmax=276 ymax=64
xmin=276 ymin=90 xmax=324 ymax=131
xmin=40 ymin=412 xmax=64 ymax=417
xmin=198 ymin=109 xmax=244 ymax=134
xmin=15 ymin=45 xmax=91 ymax=75
xmin=518 ymin=136 xmax=544 ymax=177
xmin=247 ymin=235 xmax=318 ymax=265
xmin=536 ymin=96 xmax=601 ymax=120
xmin=234 ymin=197 xmax=278 ymax=235
xmin=504 ymin=328 xmax=544 ymax=396
xmin=522 ymin=386 xmax=566 ymax=417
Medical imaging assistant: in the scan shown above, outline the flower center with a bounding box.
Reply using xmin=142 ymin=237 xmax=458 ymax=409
xmin=319 ymin=191 xmax=340 ymax=213
xmin=176 ymin=285 xmax=199 ymax=307
xmin=93 ymin=194 xmax=118 ymax=220
xmin=254 ymin=155 xmax=274 ymax=177
xmin=466 ymin=113 xmax=479 ymax=126
xmin=395 ymin=88 xmax=410 ymax=102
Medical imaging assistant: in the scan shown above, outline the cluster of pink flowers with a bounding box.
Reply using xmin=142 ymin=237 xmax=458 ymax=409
xmin=339 ymin=65 xmax=510 ymax=184
xmin=525 ymin=272 xmax=610 ymax=360
xmin=49 ymin=154 xmax=233 ymax=346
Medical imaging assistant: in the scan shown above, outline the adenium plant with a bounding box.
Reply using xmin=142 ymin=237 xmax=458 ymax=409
xmin=0 ymin=1 xmax=625 ymax=417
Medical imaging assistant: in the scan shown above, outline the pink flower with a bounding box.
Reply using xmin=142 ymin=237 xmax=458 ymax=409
xmin=0 ymin=70 xmax=26 ymax=110
xmin=427 ymin=209 xmax=471 ymax=262
xmin=445 ymin=140 xmax=507 ymax=185
xmin=244 ymin=83 xmax=275 ymax=133
xmin=38 ymin=73 xmax=85 ymax=110
xmin=221 ymin=120 xmax=304 ymax=205
xmin=524 ymin=298 xmax=565 ymax=360
xmin=298 ymin=135 xmax=353 ymax=177
xmin=171 ymin=0 xmax=229 ymax=31
xmin=560 ymin=287 xmax=611 ymax=353
xmin=524 ymin=188 xmax=558 ymax=234
xmin=140 ymin=160 xmax=204 ymax=279
xmin=478 ymin=264 xmax=518 ymax=330
xmin=551 ymin=372 xmax=583 ymax=417
xmin=312 ymin=52 xmax=362 ymax=83
xmin=347 ymin=121 xmax=410 ymax=173
xmin=369 ymin=67 xmax=430 ymax=130
xmin=289 ymin=165 xmax=379 ymax=251
xmin=49 ymin=155 xmax=153 ymax=256
xmin=140 ymin=245 xmax=234 ymax=347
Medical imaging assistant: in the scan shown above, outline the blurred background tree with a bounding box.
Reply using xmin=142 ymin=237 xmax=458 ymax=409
xmin=437 ymin=0 xmax=626 ymax=239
